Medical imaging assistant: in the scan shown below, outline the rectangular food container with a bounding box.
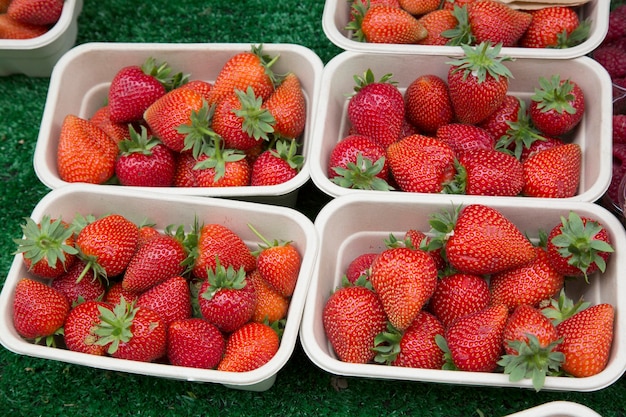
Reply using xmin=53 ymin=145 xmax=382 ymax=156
xmin=0 ymin=184 xmax=319 ymax=392
xmin=309 ymin=51 xmax=613 ymax=203
xmin=33 ymin=42 xmax=324 ymax=207
xmin=300 ymin=192 xmax=626 ymax=392
xmin=0 ymin=0 xmax=82 ymax=77
xmin=505 ymin=401 xmax=602 ymax=417
xmin=322 ymin=0 xmax=609 ymax=59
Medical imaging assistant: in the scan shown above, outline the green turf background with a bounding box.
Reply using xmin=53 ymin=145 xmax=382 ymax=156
xmin=1 ymin=1 xmax=626 ymax=416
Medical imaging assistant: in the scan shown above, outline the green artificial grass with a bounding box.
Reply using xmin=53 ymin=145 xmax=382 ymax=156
xmin=1 ymin=1 xmax=626 ymax=416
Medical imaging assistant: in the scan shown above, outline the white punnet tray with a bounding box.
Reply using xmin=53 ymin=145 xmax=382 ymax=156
xmin=309 ymin=51 xmax=613 ymax=203
xmin=0 ymin=0 xmax=82 ymax=77
xmin=300 ymin=193 xmax=626 ymax=392
xmin=33 ymin=42 xmax=324 ymax=207
xmin=0 ymin=184 xmax=319 ymax=392
xmin=322 ymin=0 xmax=609 ymax=59
xmin=505 ymin=401 xmax=602 ymax=417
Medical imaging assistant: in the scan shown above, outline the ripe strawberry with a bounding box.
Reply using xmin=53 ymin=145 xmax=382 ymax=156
xmin=463 ymin=0 xmax=532 ymax=47
xmin=173 ymin=152 xmax=199 ymax=187
xmin=89 ymin=105 xmax=134 ymax=144
xmin=167 ymin=318 xmax=225 ymax=369
xmin=63 ymin=300 xmax=113 ymax=356
xmin=136 ymin=223 xmax=161 ymax=249
xmin=193 ymin=142 xmax=251 ymax=187
xmin=103 ymin=281 xmax=139 ymax=306
xmin=13 ymin=216 xmax=77 ymax=280
xmin=12 ymin=278 xmax=70 ymax=341
xmin=386 ymin=134 xmax=456 ymax=193
xmin=529 ymin=75 xmax=585 ymax=137
xmin=57 ymin=114 xmax=118 ymax=184
xmin=439 ymin=303 xmax=508 ymax=372
xmin=250 ymin=139 xmax=303 ymax=186
xmin=442 ymin=0 xmax=475 ymax=10
xmin=0 ymin=13 xmax=48 ymax=39
xmin=593 ymin=45 xmax=626 ymax=80
xmin=249 ymin=224 xmax=301 ymax=298
xmin=398 ymin=0 xmax=439 ymax=15
xmin=179 ymin=79 xmax=213 ymax=102
xmin=427 ymin=273 xmax=490 ymax=328
xmin=323 ymin=283 xmax=387 ymax=363
xmin=75 ymin=214 xmax=139 ymax=281
xmin=369 ymin=247 xmax=438 ymax=331
xmin=404 ymin=229 xmax=447 ymax=271
xmin=262 ymin=72 xmax=306 ymax=140
xmin=94 ymin=299 xmax=167 ymax=362
xmin=248 ymin=269 xmax=289 ymax=323
xmin=447 ymin=42 xmax=513 ymax=125
xmin=478 ymin=95 xmax=521 ymax=142
xmin=436 ymin=123 xmax=495 ymax=156
xmin=217 ymin=321 xmax=280 ymax=372
xmin=519 ymin=136 xmax=564 ymax=164
xmin=374 ymin=312 xmax=445 ymax=369
xmin=416 ymin=9 xmax=458 ymax=46
xmin=404 ymin=74 xmax=454 ymax=134
xmin=51 ymin=260 xmax=106 ymax=306
xmin=345 ymin=252 xmax=378 ymax=284
xmin=7 ymin=0 xmax=64 ymax=26
xmin=555 ymin=303 xmax=614 ymax=378
xmin=520 ymin=6 xmax=589 ymax=49
xmin=546 ymin=211 xmax=614 ymax=281
xmin=115 ymin=125 xmax=177 ymax=187
xmin=348 ymin=70 xmax=405 ymax=148
xmin=136 ymin=275 xmax=191 ymax=327
xmin=449 ymin=148 xmax=524 ymax=196
xmin=522 ymin=143 xmax=581 ymax=198
xmin=328 ymin=134 xmax=390 ymax=190
xmin=347 ymin=2 xmax=427 ymax=44
xmin=490 ymin=246 xmax=564 ymax=312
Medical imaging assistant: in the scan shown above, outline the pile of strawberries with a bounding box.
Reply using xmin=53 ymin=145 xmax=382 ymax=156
xmin=323 ymin=203 xmax=615 ymax=391
xmin=345 ymin=0 xmax=590 ymax=49
xmin=57 ymin=45 xmax=307 ymax=188
xmin=12 ymin=212 xmax=302 ymax=371
xmin=0 ymin=0 xmax=64 ymax=39
xmin=329 ymin=42 xmax=585 ymax=197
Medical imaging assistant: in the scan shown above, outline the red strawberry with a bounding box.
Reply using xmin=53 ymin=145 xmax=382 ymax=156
xmin=348 ymin=70 xmax=405 ymax=148
xmin=193 ymin=142 xmax=251 ymax=187
xmin=173 ymin=152 xmax=199 ymax=187
xmin=51 ymin=260 xmax=106 ymax=306
xmin=57 ymin=114 xmax=118 ymax=184
xmin=404 ymin=74 xmax=454 ymax=134
xmin=436 ymin=123 xmax=495 ymax=156
xmin=465 ymin=0 xmax=532 ymax=47
xmin=179 ymin=79 xmax=213 ymax=102
xmin=89 ymin=105 xmax=134 ymax=144
xmin=136 ymin=276 xmax=191 ymax=328
xmin=136 ymin=223 xmax=162 ymax=249
xmin=345 ymin=252 xmax=378 ymax=284
xmin=546 ymin=211 xmax=614 ymax=281
xmin=248 ymin=269 xmax=289 ymax=323
xmin=7 ymin=0 xmax=63 ymax=26
xmin=328 ymin=134 xmax=389 ymax=187
xmin=428 ymin=273 xmax=490 ymax=328
xmin=63 ymin=300 xmax=113 ymax=356
xmin=399 ymin=0 xmax=439 ymax=15
xmin=478 ymin=95 xmax=521 ymax=142
xmin=439 ymin=304 xmax=508 ymax=372
xmin=250 ymin=139 xmax=303 ymax=186
xmin=347 ymin=2 xmax=427 ymax=44
xmin=555 ymin=303 xmax=614 ymax=378
xmin=217 ymin=321 xmax=280 ymax=372
xmin=522 ymin=143 xmax=581 ymax=198
xmin=490 ymin=246 xmax=564 ymax=312
xmin=520 ymin=6 xmax=589 ymax=49
xmin=416 ymin=9 xmax=458 ymax=46
xmin=447 ymin=42 xmax=513 ymax=125
xmin=529 ymin=75 xmax=585 ymax=137
xmin=449 ymin=148 xmax=524 ymax=196
xmin=12 ymin=278 xmax=70 ymax=341
xmin=519 ymin=136 xmax=564 ymax=164
xmin=0 ymin=13 xmax=48 ymax=39
xmin=103 ymin=281 xmax=138 ymax=306
xmin=369 ymin=247 xmax=438 ymax=331
xmin=404 ymin=229 xmax=447 ymax=271
xmin=262 ymin=72 xmax=307 ymax=140
xmin=323 ymin=283 xmax=387 ymax=363
xmin=13 ymin=216 xmax=77 ymax=280
xmin=167 ymin=318 xmax=225 ymax=369
xmin=386 ymin=134 xmax=456 ymax=193
xmin=442 ymin=0 xmax=476 ymax=10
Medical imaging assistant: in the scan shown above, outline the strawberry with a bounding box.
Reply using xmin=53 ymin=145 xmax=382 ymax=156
xmin=520 ymin=6 xmax=589 ymax=49
xmin=51 ymin=260 xmax=106 ymax=306
xmin=497 ymin=304 xmax=563 ymax=391
xmin=115 ymin=125 xmax=177 ymax=187
xmin=345 ymin=252 xmax=378 ymax=284
xmin=57 ymin=114 xmax=118 ymax=184
xmin=89 ymin=105 xmax=134 ymax=144
xmin=63 ymin=300 xmax=113 ymax=356
xmin=167 ymin=318 xmax=225 ymax=369
xmin=193 ymin=140 xmax=251 ymax=187
xmin=250 ymin=139 xmax=303 ymax=186
xmin=262 ymin=72 xmax=306 ymax=140
xmin=94 ymin=298 xmax=167 ymax=362
xmin=442 ymin=0 xmax=475 ymax=10
xmin=436 ymin=123 xmax=495 ymax=156
xmin=13 ymin=216 xmax=77 ymax=280
xmin=347 ymin=70 xmax=405 ymax=149
xmin=438 ymin=303 xmax=508 ymax=372
xmin=447 ymin=42 xmax=513 ymax=125
xmin=179 ymin=79 xmax=213 ymax=102
xmin=12 ymin=278 xmax=70 ymax=342
xmin=522 ymin=143 xmax=581 ymax=198
xmin=248 ymin=269 xmax=289 ymax=323
xmin=373 ymin=312 xmax=445 ymax=369
xmin=136 ymin=276 xmax=191 ymax=328
xmin=74 ymin=214 xmax=139 ymax=281
xmin=198 ymin=259 xmax=257 ymax=333
xmin=399 ymin=0 xmax=439 ymax=15
xmin=173 ymin=152 xmax=199 ymax=187
xmin=405 ymin=229 xmax=447 ymax=271
xmin=593 ymin=45 xmax=626 ymax=80
xmin=404 ymin=74 xmax=454 ymax=134
xmin=217 ymin=321 xmax=280 ymax=372
xmin=490 ymin=246 xmax=564 ymax=312
xmin=328 ymin=134 xmax=390 ymax=190
xmin=427 ymin=273 xmax=490 ymax=328
xmin=369 ymin=247 xmax=438 ymax=331
xmin=347 ymin=2 xmax=427 ymax=44
xmin=0 ymin=12 xmax=48 ymax=39
xmin=555 ymin=303 xmax=614 ymax=378
xmin=323 ymin=283 xmax=387 ymax=363
xmin=546 ymin=211 xmax=614 ymax=281
xmin=416 ymin=9 xmax=458 ymax=46
xmin=249 ymin=224 xmax=301 ymax=298
xmin=519 ymin=136 xmax=563 ymax=164
xmin=529 ymin=75 xmax=585 ymax=137
xmin=104 ymin=281 xmax=138 ymax=306
xmin=136 ymin=223 xmax=162 ymax=249
xmin=477 ymin=95 xmax=521 ymax=142
xmin=7 ymin=0 xmax=64 ymax=26
xmin=386 ymin=134 xmax=456 ymax=193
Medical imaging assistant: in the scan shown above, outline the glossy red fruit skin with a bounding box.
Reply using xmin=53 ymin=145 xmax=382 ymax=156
xmin=404 ymin=74 xmax=454 ymax=134
xmin=529 ymin=80 xmax=585 ymax=137
xmin=217 ymin=321 xmax=280 ymax=372
xmin=457 ymin=148 xmax=524 ymax=196
xmin=109 ymin=307 xmax=167 ymax=362
xmin=393 ymin=311 xmax=446 ymax=369
xmin=361 ymin=5 xmax=427 ymax=44
xmin=51 ymin=260 xmax=106 ymax=306
xmin=12 ymin=278 xmax=70 ymax=340
xmin=64 ymin=300 xmax=113 ymax=356
xmin=436 ymin=123 xmax=495 ymax=156
xmin=115 ymin=143 xmax=177 ymax=187
xmin=136 ymin=276 xmax=192 ymax=328
xmin=345 ymin=252 xmax=378 ymax=284
xmin=428 ymin=273 xmax=490 ymax=329
xmin=520 ymin=6 xmax=580 ymax=49
xmin=522 ymin=143 xmax=581 ymax=198
xmin=467 ymin=0 xmax=532 ymax=47
xmin=198 ymin=279 xmax=257 ymax=333
xmin=502 ymin=304 xmax=559 ymax=356
xmin=328 ymin=134 xmax=388 ymax=180
xmin=108 ymin=66 xmax=167 ymax=124
xmin=167 ymin=318 xmax=225 ymax=369
xmin=478 ymin=95 xmax=521 ymax=141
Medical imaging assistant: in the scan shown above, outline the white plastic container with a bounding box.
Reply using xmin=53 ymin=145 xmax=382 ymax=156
xmin=33 ymin=42 xmax=324 ymax=207
xmin=0 ymin=0 xmax=82 ymax=77
xmin=0 ymin=184 xmax=319 ymax=392
xmin=322 ymin=0 xmax=609 ymax=59
xmin=309 ymin=51 xmax=613 ymax=203
xmin=300 ymin=192 xmax=626 ymax=392
xmin=505 ymin=401 xmax=602 ymax=417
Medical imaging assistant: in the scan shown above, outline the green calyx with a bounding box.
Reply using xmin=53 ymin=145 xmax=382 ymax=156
xmin=352 ymin=68 xmax=396 ymax=93
xmin=553 ymin=19 xmax=590 ymax=49
xmin=497 ymin=334 xmax=564 ymax=392
xmin=118 ymin=125 xmax=162 ymax=156
xmin=531 ymin=75 xmax=578 ymax=115
xmin=270 ymin=139 xmax=304 ymax=171
xmin=331 ymin=153 xmax=393 ymax=191
xmin=233 ymin=86 xmax=276 ymax=141
xmin=373 ymin=322 xmax=403 ymax=365
xmin=248 ymin=223 xmax=292 ymax=256
xmin=201 ymin=257 xmax=247 ymax=301
xmin=250 ymin=44 xmax=280 ymax=90
xmin=494 ymin=99 xmax=547 ymax=161
xmin=93 ymin=297 xmax=137 ymax=355
xmin=141 ymin=56 xmax=189 ymax=91
xmin=442 ymin=160 xmax=467 ymax=195
xmin=442 ymin=5 xmax=475 ymax=46
xmin=344 ymin=0 xmax=369 ymax=42
xmin=447 ymin=42 xmax=514 ymax=83
xmin=178 ymin=100 xmax=218 ymax=160
xmin=192 ymin=133 xmax=247 ymax=182
xmin=541 ymin=288 xmax=590 ymax=326
xmin=13 ymin=215 xmax=78 ymax=269
xmin=435 ymin=334 xmax=458 ymax=371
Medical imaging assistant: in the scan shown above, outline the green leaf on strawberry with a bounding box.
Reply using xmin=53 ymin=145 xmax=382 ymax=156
xmin=331 ymin=153 xmax=393 ymax=191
